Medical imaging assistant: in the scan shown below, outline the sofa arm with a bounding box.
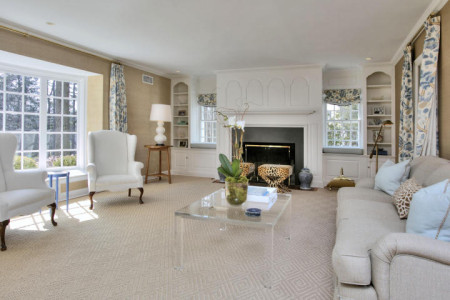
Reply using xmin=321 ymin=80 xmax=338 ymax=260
xmin=128 ymin=161 xmax=144 ymax=178
xmin=371 ymin=233 xmax=450 ymax=300
xmin=356 ymin=177 xmax=375 ymax=189
xmin=86 ymin=163 xmax=97 ymax=191
xmin=5 ymin=170 xmax=49 ymax=190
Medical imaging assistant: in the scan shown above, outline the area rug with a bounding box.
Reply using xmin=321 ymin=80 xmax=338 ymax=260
xmin=1 ymin=176 xmax=337 ymax=299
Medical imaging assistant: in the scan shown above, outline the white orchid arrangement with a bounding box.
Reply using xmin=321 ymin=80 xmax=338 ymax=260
xmin=216 ymin=103 xmax=249 ymax=162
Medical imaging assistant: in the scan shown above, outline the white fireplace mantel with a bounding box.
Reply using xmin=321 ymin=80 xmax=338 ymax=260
xmin=216 ymin=65 xmax=324 ymax=187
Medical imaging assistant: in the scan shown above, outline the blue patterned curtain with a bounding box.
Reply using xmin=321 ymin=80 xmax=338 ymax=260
xmin=415 ymin=16 xmax=440 ymax=157
xmin=399 ymin=46 xmax=414 ymax=161
xmin=197 ymin=93 xmax=217 ymax=107
xmin=323 ymin=89 xmax=361 ymax=106
xmin=109 ymin=63 xmax=128 ymax=132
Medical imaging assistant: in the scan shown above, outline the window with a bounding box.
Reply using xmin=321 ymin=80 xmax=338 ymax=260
xmin=200 ymin=106 xmax=217 ymax=143
xmin=0 ymin=70 xmax=83 ymax=170
xmin=325 ymin=103 xmax=361 ymax=148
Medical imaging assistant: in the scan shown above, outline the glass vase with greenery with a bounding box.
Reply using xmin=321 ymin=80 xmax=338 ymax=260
xmin=218 ymin=153 xmax=249 ymax=205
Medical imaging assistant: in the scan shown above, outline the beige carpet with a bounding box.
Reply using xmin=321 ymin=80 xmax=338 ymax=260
xmin=1 ymin=176 xmax=337 ymax=299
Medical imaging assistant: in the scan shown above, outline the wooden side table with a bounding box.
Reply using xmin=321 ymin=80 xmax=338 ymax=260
xmin=144 ymin=145 xmax=172 ymax=184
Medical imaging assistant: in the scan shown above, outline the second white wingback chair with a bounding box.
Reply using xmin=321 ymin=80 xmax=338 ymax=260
xmin=87 ymin=130 xmax=144 ymax=210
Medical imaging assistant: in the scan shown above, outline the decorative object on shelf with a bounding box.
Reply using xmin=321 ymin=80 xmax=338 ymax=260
xmin=370 ymin=120 xmax=393 ymax=172
xmin=371 ymin=95 xmax=385 ymax=100
xmin=197 ymin=93 xmax=217 ymax=107
xmin=373 ymin=106 xmax=385 ymax=115
xmin=177 ymin=120 xmax=187 ymax=125
xmin=323 ymin=89 xmax=361 ymax=106
xmin=298 ymin=167 xmax=313 ymax=190
xmin=178 ymin=110 xmax=186 ymax=116
xmin=150 ymin=104 xmax=172 ymax=146
xmin=179 ymin=140 xmax=187 ymax=148
xmin=373 ymin=118 xmax=382 ymax=125
xmin=217 ymin=153 xmax=249 ymax=205
xmin=373 ymin=130 xmax=384 ymax=143
xmin=325 ymin=168 xmax=355 ymax=190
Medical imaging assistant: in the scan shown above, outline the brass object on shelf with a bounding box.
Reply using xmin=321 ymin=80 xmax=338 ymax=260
xmin=326 ymin=168 xmax=355 ymax=190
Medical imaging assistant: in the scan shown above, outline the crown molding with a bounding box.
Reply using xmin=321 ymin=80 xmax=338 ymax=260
xmin=214 ymin=63 xmax=325 ymax=74
xmin=390 ymin=0 xmax=449 ymax=64
xmin=0 ymin=20 xmax=171 ymax=78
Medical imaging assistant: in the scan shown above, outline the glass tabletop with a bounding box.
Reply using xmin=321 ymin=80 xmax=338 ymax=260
xmin=175 ymin=188 xmax=292 ymax=228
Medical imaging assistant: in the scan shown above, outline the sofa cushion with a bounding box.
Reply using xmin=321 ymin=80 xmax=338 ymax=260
xmin=337 ymin=197 xmax=400 ymax=225
xmin=410 ymin=156 xmax=449 ymax=186
xmin=424 ymin=163 xmax=450 ymax=187
xmin=338 ymin=187 xmax=392 ymax=204
xmin=333 ymin=218 xmax=405 ymax=285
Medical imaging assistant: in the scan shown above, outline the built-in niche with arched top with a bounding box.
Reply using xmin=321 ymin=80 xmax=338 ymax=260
xmin=172 ymin=82 xmax=189 ymax=148
xmin=366 ymin=71 xmax=393 ymax=156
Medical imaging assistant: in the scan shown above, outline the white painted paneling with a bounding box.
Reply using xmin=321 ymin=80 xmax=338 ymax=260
xmin=290 ymin=77 xmax=309 ymax=106
xmin=225 ymin=80 xmax=242 ymax=107
xmin=267 ymin=78 xmax=286 ymax=107
xmin=246 ymin=79 xmax=264 ymax=107
xmin=327 ymin=159 xmax=360 ymax=177
xmin=171 ymin=148 xmax=217 ymax=178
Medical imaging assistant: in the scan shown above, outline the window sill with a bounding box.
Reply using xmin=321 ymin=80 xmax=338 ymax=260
xmin=190 ymin=143 xmax=216 ymax=149
xmin=322 ymin=147 xmax=364 ymax=155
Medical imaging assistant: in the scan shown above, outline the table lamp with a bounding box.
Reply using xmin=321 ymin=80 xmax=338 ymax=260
xmin=150 ymin=104 xmax=172 ymax=146
xmin=369 ymin=120 xmax=393 ymax=173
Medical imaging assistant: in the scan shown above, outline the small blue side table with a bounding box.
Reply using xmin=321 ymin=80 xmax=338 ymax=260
xmin=48 ymin=171 xmax=70 ymax=211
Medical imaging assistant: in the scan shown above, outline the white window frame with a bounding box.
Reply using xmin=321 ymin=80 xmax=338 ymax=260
xmin=323 ymin=102 xmax=363 ymax=149
xmin=0 ymin=64 xmax=86 ymax=171
xmin=199 ymin=106 xmax=217 ymax=144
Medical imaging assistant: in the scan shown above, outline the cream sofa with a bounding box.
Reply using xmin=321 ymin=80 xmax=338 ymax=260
xmin=333 ymin=156 xmax=450 ymax=300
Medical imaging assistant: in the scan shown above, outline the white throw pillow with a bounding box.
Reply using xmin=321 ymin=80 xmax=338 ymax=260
xmin=406 ymin=179 xmax=450 ymax=242
xmin=374 ymin=159 xmax=410 ymax=196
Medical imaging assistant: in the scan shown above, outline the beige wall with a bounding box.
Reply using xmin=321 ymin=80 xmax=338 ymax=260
xmin=395 ymin=3 xmax=450 ymax=160
xmin=0 ymin=28 xmax=172 ymax=177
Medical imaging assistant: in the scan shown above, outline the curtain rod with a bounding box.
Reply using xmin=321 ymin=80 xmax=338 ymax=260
xmin=0 ymin=25 xmax=119 ymax=65
xmin=408 ymin=12 xmax=438 ymax=47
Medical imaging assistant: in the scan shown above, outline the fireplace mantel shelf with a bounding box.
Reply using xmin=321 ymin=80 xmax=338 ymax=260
xmin=245 ymin=110 xmax=316 ymax=115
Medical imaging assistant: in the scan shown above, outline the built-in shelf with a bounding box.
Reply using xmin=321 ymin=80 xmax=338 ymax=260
xmin=367 ymin=142 xmax=392 ymax=146
xmin=172 ymin=82 xmax=190 ymax=148
xmin=367 ymin=114 xmax=391 ymax=117
xmin=173 ymin=137 xmax=189 ymax=140
xmin=367 ymin=84 xmax=391 ymax=88
xmin=174 ymin=125 xmax=188 ymax=127
xmin=367 ymin=125 xmax=393 ymax=128
xmin=367 ymin=100 xmax=391 ymax=103
xmin=173 ymin=92 xmax=188 ymax=95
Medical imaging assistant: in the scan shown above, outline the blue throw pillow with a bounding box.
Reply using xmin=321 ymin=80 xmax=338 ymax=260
xmin=406 ymin=179 xmax=450 ymax=242
xmin=374 ymin=159 xmax=410 ymax=196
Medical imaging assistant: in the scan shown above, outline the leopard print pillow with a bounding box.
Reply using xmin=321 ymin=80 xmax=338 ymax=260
xmin=393 ymin=178 xmax=422 ymax=219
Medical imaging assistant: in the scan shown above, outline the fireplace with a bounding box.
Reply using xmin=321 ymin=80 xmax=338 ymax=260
xmin=235 ymin=127 xmax=304 ymax=185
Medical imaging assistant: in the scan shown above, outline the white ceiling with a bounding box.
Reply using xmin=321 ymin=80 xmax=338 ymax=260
xmin=0 ymin=0 xmax=435 ymax=76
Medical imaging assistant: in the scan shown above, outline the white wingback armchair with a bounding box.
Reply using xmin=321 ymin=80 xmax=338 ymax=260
xmin=87 ymin=130 xmax=144 ymax=210
xmin=0 ymin=133 xmax=57 ymax=251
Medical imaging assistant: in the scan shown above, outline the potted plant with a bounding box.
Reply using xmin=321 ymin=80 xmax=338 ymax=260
xmin=217 ymin=153 xmax=249 ymax=205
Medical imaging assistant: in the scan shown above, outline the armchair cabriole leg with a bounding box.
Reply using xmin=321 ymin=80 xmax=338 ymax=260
xmin=1 ymin=219 xmax=10 ymax=251
xmin=48 ymin=203 xmax=58 ymax=226
xmin=89 ymin=192 xmax=95 ymax=210
xmin=138 ymin=188 xmax=144 ymax=204
xmin=128 ymin=189 xmax=131 ymax=197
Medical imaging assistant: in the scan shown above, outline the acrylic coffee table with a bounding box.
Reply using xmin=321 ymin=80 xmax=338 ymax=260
xmin=174 ymin=188 xmax=292 ymax=288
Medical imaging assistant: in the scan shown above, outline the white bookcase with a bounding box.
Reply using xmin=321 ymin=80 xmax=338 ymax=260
xmin=172 ymin=81 xmax=190 ymax=148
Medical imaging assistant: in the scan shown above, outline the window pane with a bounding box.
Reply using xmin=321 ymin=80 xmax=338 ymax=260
xmin=327 ymin=131 xmax=333 ymax=140
xmin=343 ymin=122 xmax=351 ymax=131
xmin=351 ymin=131 xmax=358 ymax=140
xmin=352 ymin=141 xmax=358 ymax=147
xmin=63 ymin=117 xmax=77 ymax=132
xmin=327 ymin=122 xmax=334 ymax=131
xmin=63 ymin=134 xmax=77 ymax=149
xmin=5 ymin=114 xmax=21 ymax=131
xmin=14 ymin=153 xmax=21 ymax=170
xmin=24 ymin=115 xmax=39 ymax=131
xmin=343 ymin=141 xmax=350 ymax=147
xmin=47 ymin=134 xmax=61 ymax=150
xmin=24 ymin=76 xmax=40 ymax=94
xmin=327 ymin=140 xmax=334 ymax=146
xmin=47 ymin=151 xmax=62 ymax=167
xmin=351 ymin=111 xmax=359 ymax=120
xmin=23 ymin=152 xmax=38 ymax=169
xmin=63 ymin=99 xmax=77 ymax=115
xmin=63 ymin=82 xmax=78 ymax=98
xmin=0 ymin=114 xmax=2 ymax=131
xmin=0 ymin=74 xmax=3 ymax=90
xmin=47 ymin=80 xmax=62 ymax=96
xmin=14 ymin=134 xmax=21 ymax=150
xmin=351 ymin=123 xmax=358 ymax=130
xmin=62 ymin=151 xmax=77 ymax=166
xmin=47 ymin=116 xmax=61 ymax=132
xmin=6 ymin=94 xmax=22 ymax=112
xmin=0 ymin=93 xmax=3 ymax=110
xmin=25 ymin=95 xmax=40 ymax=113
xmin=47 ymin=98 xmax=61 ymax=114
xmin=6 ymin=74 xmax=22 ymax=92
xmin=23 ymin=134 xmax=39 ymax=150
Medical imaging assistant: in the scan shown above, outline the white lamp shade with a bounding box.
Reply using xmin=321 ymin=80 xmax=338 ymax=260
xmin=150 ymin=104 xmax=172 ymax=122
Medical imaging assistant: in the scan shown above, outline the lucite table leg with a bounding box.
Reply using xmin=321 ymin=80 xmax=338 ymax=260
xmin=283 ymin=199 xmax=292 ymax=240
xmin=263 ymin=225 xmax=274 ymax=288
xmin=219 ymin=223 xmax=227 ymax=231
xmin=174 ymin=215 xmax=184 ymax=270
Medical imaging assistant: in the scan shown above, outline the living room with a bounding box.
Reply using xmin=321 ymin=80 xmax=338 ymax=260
xmin=0 ymin=0 xmax=449 ymax=299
